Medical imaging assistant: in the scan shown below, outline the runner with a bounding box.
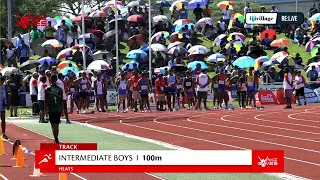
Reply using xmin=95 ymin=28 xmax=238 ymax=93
xmin=196 ymin=69 xmax=210 ymax=111
xmin=246 ymin=67 xmax=255 ymax=108
xmin=176 ymin=72 xmax=183 ymax=109
xmin=129 ymin=70 xmax=141 ymax=112
xmin=166 ymin=69 xmax=177 ymax=112
xmin=44 ymin=74 xmax=63 ymax=144
xmin=155 ymin=74 xmax=166 ymax=111
xmin=211 ymin=70 xmax=219 ymax=109
xmin=116 ymin=72 xmax=128 ymax=113
xmin=68 ymin=76 xmax=80 ymax=114
xmin=0 ymin=77 xmax=8 ymax=140
xmin=57 ymin=73 xmax=71 ymax=124
xmin=183 ymin=71 xmax=195 ymax=110
xmin=138 ymin=72 xmax=152 ymax=112
xmin=7 ymin=74 xmax=21 ymax=117
xmin=75 ymin=72 xmax=91 ymax=113
xmin=38 ymin=76 xmax=47 ymax=123
xmin=93 ymin=73 xmax=106 ymax=112
xmin=237 ymin=70 xmax=247 ymax=109
xmin=294 ymin=70 xmax=307 ymax=106
xmin=215 ymin=69 xmax=228 ymax=110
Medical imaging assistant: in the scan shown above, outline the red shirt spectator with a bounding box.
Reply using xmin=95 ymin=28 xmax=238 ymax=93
xmin=155 ymin=78 xmax=166 ymax=94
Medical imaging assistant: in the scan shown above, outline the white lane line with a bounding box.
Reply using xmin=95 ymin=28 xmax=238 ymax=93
xmin=0 ymin=174 xmax=9 ymax=180
xmin=186 ymin=113 xmax=320 ymax=143
xmin=70 ymin=112 xmax=311 ymax=180
xmin=153 ymin=115 xmax=320 ymax=154
xmin=7 ymin=123 xmax=87 ymax=180
xmin=288 ymin=112 xmax=320 ymax=122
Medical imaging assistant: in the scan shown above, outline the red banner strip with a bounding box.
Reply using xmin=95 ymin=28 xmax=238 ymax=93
xmin=40 ymin=143 xmax=97 ymax=150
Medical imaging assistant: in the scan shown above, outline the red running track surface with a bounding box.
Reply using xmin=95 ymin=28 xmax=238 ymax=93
xmin=1 ymin=124 xmax=163 ymax=180
xmin=69 ymin=104 xmax=320 ymax=180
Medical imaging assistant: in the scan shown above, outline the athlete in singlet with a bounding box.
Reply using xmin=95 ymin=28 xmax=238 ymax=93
xmin=68 ymin=76 xmax=80 ymax=114
xmin=75 ymin=72 xmax=90 ymax=113
xmin=138 ymin=72 xmax=151 ymax=112
xmin=166 ymin=69 xmax=177 ymax=112
xmin=237 ymin=70 xmax=247 ymax=109
xmin=176 ymin=73 xmax=183 ymax=109
xmin=117 ymin=73 xmax=128 ymax=113
xmin=246 ymin=67 xmax=256 ymax=108
xmin=211 ymin=70 xmax=219 ymax=109
xmin=183 ymin=72 xmax=194 ymax=110
xmin=44 ymin=75 xmax=63 ymax=144
xmin=94 ymin=73 xmax=106 ymax=112
xmin=216 ymin=69 xmax=228 ymax=109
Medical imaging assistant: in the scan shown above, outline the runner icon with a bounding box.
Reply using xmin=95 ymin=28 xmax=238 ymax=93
xmin=39 ymin=154 xmax=52 ymax=164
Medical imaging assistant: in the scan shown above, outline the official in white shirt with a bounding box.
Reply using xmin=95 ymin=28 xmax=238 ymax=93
xmin=294 ymin=70 xmax=307 ymax=106
xmin=283 ymin=68 xmax=293 ymax=109
xmin=196 ymin=69 xmax=210 ymax=111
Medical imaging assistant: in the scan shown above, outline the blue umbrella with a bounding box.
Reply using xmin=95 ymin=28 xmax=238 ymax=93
xmin=126 ymin=49 xmax=148 ymax=59
xmin=39 ymin=56 xmax=56 ymax=65
xmin=188 ymin=0 xmax=207 ymax=8
xmin=155 ymin=0 xmax=171 ymax=7
xmin=60 ymin=66 xmax=79 ymax=76
xmin=187 ymin=61 xmax=208 ymax=71
xmin=175 ymin=23 xmax=195 ymax=32
xmin=232 ymin=56 xmax=255 ymax=68
xmin=122 ymin=61 xmax=140 ymax=71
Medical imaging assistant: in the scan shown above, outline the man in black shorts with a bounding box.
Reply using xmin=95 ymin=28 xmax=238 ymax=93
xmin=44 ymin=75 xmax=63 ymax=143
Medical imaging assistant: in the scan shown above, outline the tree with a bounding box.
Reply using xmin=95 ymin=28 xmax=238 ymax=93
xmin=57 ymin=0 xmax=107 ymax=16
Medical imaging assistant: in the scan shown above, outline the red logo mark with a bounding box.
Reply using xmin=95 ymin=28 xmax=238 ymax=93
xmin=257 ymin=90 xmax=278 ymax=105
xmin=252 ymin=150 xmax=284 ymax=172
xmin=16 ymin=12 xmax=46 ymax=29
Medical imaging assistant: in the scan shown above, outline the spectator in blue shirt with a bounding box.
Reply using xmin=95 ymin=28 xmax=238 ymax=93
xmin=17 ymin=40 xmax=29 ymax=65
xmin=261 ymin=33 xmax=271 ymax=48
xmin=307 ymin=66 xmax=318 ymax=81
xmin=179 ymin=4 xmax=188 ymax=19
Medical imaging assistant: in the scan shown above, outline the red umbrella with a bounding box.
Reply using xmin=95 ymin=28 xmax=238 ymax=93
xmin=127 ymin=15 xmax=145 ymax=22
xmin=90 ymin=29 xmax=105 ymax=40
xmin=72 ymin=15 xmax=91 ymax=22
xmin=128 ymin=34 xmax=145 ymax=47
xmin=260 ymin=29 xmax=276 ymax=41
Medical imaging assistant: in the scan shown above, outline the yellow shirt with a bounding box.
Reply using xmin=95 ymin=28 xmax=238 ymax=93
xmin=246 ymin=74 xmax=254 ymax=82
xmin=44 ymin=26 xmax=56 ymax=38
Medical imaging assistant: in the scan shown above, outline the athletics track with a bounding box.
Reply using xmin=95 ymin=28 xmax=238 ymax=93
xmin=1 ymin=104 xmax=319 ymax=180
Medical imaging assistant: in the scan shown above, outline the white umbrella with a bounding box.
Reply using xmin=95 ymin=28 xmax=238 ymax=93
xmin=1 ymin=67 xmax=22 ymax=76
xmin=93 ymin=50 xmax=112 ymax=59
xmin=168 ymin=41 xmax=184 ymax=50
xmin=153 ymin=15 xmax=169 ymax=23
xmin=126 ymin=0 xmax=145 ymax=8
xmin=87 ymin=60 xmax=112 ymax=70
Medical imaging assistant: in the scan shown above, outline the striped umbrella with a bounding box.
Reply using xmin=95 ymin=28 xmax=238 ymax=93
xmin=271 ymin=51 xmax=289 ymax=60
xmin=41 ymin=39 xmax=63 ymax=48
xmin=151 ymin=31 xmax=169 ymax=41
xmin=148 ymin=44 xmax=167 ymax=52
xmin=254 ymin=56 xmax=270 ymax=70
xmin=196 ymin=17 xmax=214 ymax=28
xmin=207 ymin=54 xmax=226 ymax=63
xmin=188 ymin=0 xmax=207 ymax=8
xmin=225 ymin=41 xmax=243 ymax=52
xmin=54 ymin=16 xmax=72 ymax=28
xmin=154 ymin=66 xmax=170 ymax=74
xmin=309 ymin=13 xmax=320 ymax=22
xmin=89 ymin=11 xmax=106 ymax=18
xmin=217 ymin=1 xmax=236 ymax=10
xmin=227 ymin=32 xmax=246 ymax=42
xmin=188 ymin=45 xmax=208 ymax=53
xmin=39 ymin=56 xmax=56 ymax=65
xmin=311 ymin=45 xmax=320 ymax=57
xmin=214 ymin=34 xmax=227 ymax=46
xmin=168 ymin=41 xmax=184 ymax=50
xmin=167 ymin=46 xmax=187 ymax=55
xmin=173 ymin=19 xmax=192 ymax=26
xmin=56 ymin=48 xmax=75 ymax=61
xmin=169 ymin=32 xmax=183 ymax=42
xmin=169 ymin=0 xmax=188 ymax=11
xmin=311 ymin=35 xmax=320 ymax=42
xmin=58 ymin=60 xmax=79 ymax=70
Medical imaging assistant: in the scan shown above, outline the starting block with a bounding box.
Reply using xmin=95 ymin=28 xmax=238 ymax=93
xmin=256 ymin=106 xmax=264 ymax=110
